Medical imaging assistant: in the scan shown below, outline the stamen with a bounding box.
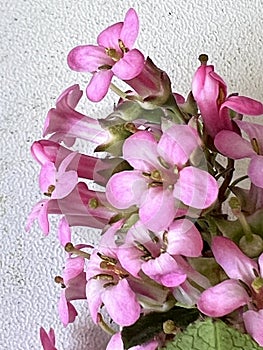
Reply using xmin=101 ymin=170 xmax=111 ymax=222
xmin=105 ymin=48 xmax=121 ymax=61
xmin=118 ymin=39 xmax=129 ymax=53
xmin=140 ymin=255 xmax=152 ymax=261
xmin=251 ymin=138 xmax=260 ymax=155
xmin=93 ymin=273 xmax=114 ymax=281
xmin=217 ymin=87 xmax=225 ymax=106
xmin=97 ymin=252 xmax=117 ymax=265
xmin=64 ymin=242 xmax=90 ymax=259
xmin=149 ymin=230 xmax=159 ymax=243
xmin=44 ymin=184 xmax=55 ymax=197
xmin=54 ymin=275 xmax=66 ymax=288
xmin=97 ymin=313 xmax=116 ymax=335
xmin=124 ymin=122 xmax=137 ymax=133
xmin=98 ymin=64 xmax=112 ymax=70
xmin=100 ymin=261 xmax=129 ymax=278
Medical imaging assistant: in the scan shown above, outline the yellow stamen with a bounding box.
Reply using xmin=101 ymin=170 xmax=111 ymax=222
xmin=64 ymin=242 xmax=90 ymax=259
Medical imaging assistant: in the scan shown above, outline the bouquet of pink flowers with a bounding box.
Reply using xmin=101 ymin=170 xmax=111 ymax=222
xmin=27 ymin=8 xmax=263 ymax=350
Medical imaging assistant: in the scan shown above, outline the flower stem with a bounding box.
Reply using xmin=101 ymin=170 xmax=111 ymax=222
xmin=109 ymin=83 xmax=127 ymax=100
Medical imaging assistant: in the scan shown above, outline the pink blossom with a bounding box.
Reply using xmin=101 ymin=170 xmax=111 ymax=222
xmin=106 ymin=128 xmax=218 ymax=231
xmin=215 ymin=120 xmax=263 ymax=188
xmin=117 ymin=219 xmax=203 ymax=289
xmin=40 ymin=327 xmax=58 ymax=350
xmin=43 ymin=84 xmax=108 ymax=145
xmin=192 ymin=61 xmax=263 ymax=138
xmin=197 ymin=236 xmax=263 ymax=346
xmin=67 ymin=9 xmax=144 ymax=101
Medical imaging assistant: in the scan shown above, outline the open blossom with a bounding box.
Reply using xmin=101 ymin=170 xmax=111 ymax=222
xmin=192 ymin=57 xmax=263 ymax=138
xmin=197 ymin=236 xmax=263 ymax=346
xmin=106 ymin=126 xmax=218 ymax=231
xmin=215 ymin=119 xmax=263 ymax=188
xmin=67 ymin=8 xmax=144 ymax=101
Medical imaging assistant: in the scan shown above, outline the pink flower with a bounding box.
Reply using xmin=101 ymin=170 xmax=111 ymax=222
xmin=43 ymin=84 xmax=108 ymax=146
xmin=117 ymin=219 xmax=203 ymax=289
xmin=40 ymin=327 xmax=58 ymax=350
xmin=215 ymin=120 xmax=263 ymax=188
xmin=67 ymin=8 xmax=144 ymax=101
xmin=85 ymin=222 xmax=141 ymax=327
xmin=106 ymin=127 xmax=218 ymax=231
xmin=197 ymin=236 xmax=263 ymax=346
xmin=192 ymin=60 xmax=263 ymax=138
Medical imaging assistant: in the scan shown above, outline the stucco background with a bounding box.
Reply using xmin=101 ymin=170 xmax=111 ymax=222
xmin=1 ymin=0 xmax=263 ymax=349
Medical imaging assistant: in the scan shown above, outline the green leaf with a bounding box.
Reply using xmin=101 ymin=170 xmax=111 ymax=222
xmin=161 ymin=318 xmax=263 ymax=350
xmin=121 ymin=306 xmax=199 ymax=349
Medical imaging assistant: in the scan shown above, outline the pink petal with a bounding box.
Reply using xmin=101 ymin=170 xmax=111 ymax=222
xmin=158 ymin=125 xmax=199 ymax=167
xmin=243 ymin=309 xmax=263 ymax=346
xmin=97 ymin=22 xmax=123 ymax=49
xmin=63 ymin=257 xmax=85 ymax=284
xmin=248 ymin=155 xmax=263 ymax=187
xmin=259 ymin=253 xmax=263 ymax=277
xmin=197 ymin=279 xmax=250 ymax=317
xmin=58 ymin=291 xmax=78 ymax=326
xmin=86 ymin=278 xmax=103 ymax=324
xmin=212 ymin=236 xmax=258 ymax=285
xmin=67 ymin=45 xmax=112 ymax=72
xmin=214 ymin=130 xmax=255 ymax=159
xmin=117 ymin=246 xmax=143 ymax=278
xmin=120 ymin=8 xmax=139 ymax=48
xmin=123 ymin=131 xmax=159 ymax=171
xmin=235 ymin=119 xmax=263 ymax=154
xmin=39 ymin=162 xmax=56 ymax=192
xmin=167 ymin=219 xmax=203 ymax=257
xmin=52 ymin=170 xmax=78 ymax=199
xmin=40 ymin=327 xmax=56 ymax=350
xmin=142 ymin=253 xmax=187 ymax=287
xmin=106 ymin=170 xmax=147 ymax=209
xmin=57 ymin=217 xmax=71 ymax=247
xmin=26 ymin=200 xmax=50 ymax=235
xmin=173 ymin=166 xmax=218 ymax=209
xmin=139 ymin=187 xmax=177 ymax=231
xmin=86 ymin=70 xmax=113 ymax=102
xmin=112 ymin=49 xmax=144 ymax=80
xmin=222 ymin=95 xmax=263 ymax=116
xmin=101 ymin=279 xmax=140 ymax=326
xmin=106 ymin=333 xmax=124 ymax=350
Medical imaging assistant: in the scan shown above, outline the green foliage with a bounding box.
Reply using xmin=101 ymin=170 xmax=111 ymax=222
xmin=161 ymin=318 xmax=263 ymax=350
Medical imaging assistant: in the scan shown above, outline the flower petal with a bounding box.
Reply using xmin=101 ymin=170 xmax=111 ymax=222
xmin=58 ymin=291 xmax=78 ymax=326
xmin=222 ymin=95 xmax=263 ymax=116
xmin=139 ymin=187 xmax=176 ymax=231
xmin=123 ymin=131 xmax=159 ymax=171
xmin=243 ymin=309 xmax=263 ymax=346
xmin=235 ymin=119 xmax=263 ymax=155
xmin=67 ymin=45 xmax=112 ymax=72
xmin=106 ymin=170 xmax=147 ymax=209
xmin=57 ymin=217 xmax=71 ymax=247
xmin=142 ymin=253 xmax=187 ymax=287
xmin=214 ymin=130 xmax=255 ymax=159
xmin=173 ymin=166 xmax=218 ymax=209
xmin=197 ymin=279 xmax=250 ymax=317
xmin=97 ymin=22 xmax=123 ymax=49
xmin=248 ymin=155 xmax=263 ymax=187
xmin=167 ymin=219 xmax=203 ymax=257
xmin=112 ymin=49 xmax=144 ymax=80
xmin=212 ymin=236 xmax=258 ymax=285
xmin=86 ymin=70 xmax=113 ymax=102
xmin=158 ymin=125 xmax=199 ymax=166
xmin=101 ymin=279 xmax=140 ymax=326
xmin=120 ymin=8 xmax=139 ymax=48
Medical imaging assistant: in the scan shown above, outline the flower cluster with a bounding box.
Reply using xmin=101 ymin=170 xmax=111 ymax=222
xmin=29 ymin=8 xmax=263 ymax=350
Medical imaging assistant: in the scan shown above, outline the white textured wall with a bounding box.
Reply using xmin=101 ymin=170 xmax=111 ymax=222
xmin=1 ymin=0 xmax=263 ymax=349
